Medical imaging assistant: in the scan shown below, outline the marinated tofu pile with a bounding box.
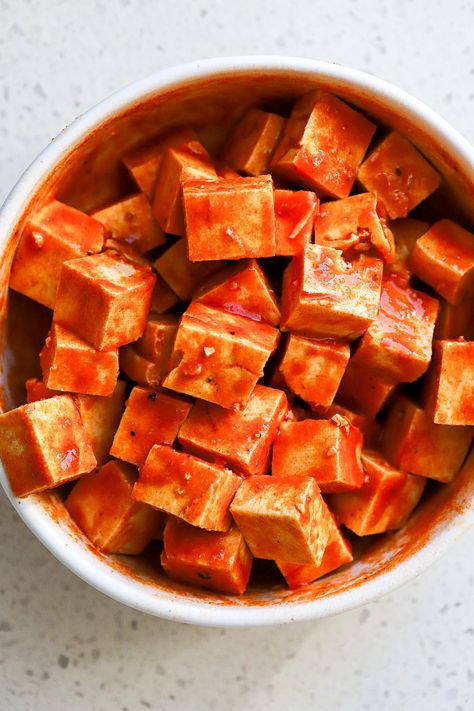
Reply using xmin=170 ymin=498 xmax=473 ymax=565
xmin=1 ymin=89 xmax=473 ymax=596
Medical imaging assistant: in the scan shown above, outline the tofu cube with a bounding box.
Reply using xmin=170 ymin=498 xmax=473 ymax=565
xmin=119 ymin=344 xmax=163 ymax=389
xmin=54 ymin=250 xmax=156 ymax=351
xmin=280 ymin=244 xmax=383 ymax=339
xmin=0 ymin=395 xmax=96 ymax=497
xmin=161 ymin=517 xmax=253 ymax=595
xmin=132 ymin=445 xmax=241 ymax=532
xmin=149 ymin=274 xmax=180 ymax=314
xmin=179 ymin=384 xmax=288 ymax=476
xmin=40 ymin=323 xmax=119 ymax=396
xmin=337 ymin=359 xmax=396 ymax=418
xmin=328 ymin=450 xmax=426 ymax=536
xmin=391 ymin=218 xmax=430 ymax=274
xmin=152 ymin=140 xmax=217 ymax=235
xmin=66 ymin=460 xmax=162 ymax=554
xmin=358 ymin=132 xmax=441 ymax=219
xmin=272 ymin=418 xmax=364 ymax=493
xmin=278 ymin=334 xmax=350 ymax=408
xmin=153 ymin=238 xmax=225 ymax=301
xmin=434 ymin=299 xmax=474 ymax=340
xmin=221 ymin=108 xmax=286 ymax=176
xmin=274 ymin=189 xmax=319 ymax=256
xmin=350 ymin=273 xmax=439 ymax=382
xmin=277 ymin=512 xmax=352 ymax=588
xmin=271 ymin=90 xmax=376 ymax=198
xmin=163 ymin=303 xmax=279 ymax=408
xmin=313 ymin=192 xmax=395 ymax=263
xmin=194 ymin=259 xmax=280 ymax=325
xmin=92 ymin=193 xmax=167 ymax=254
xmin=382 ymin=395 xmax=473 ymax=483
xmin=183 ymin=175 xmax=275 ymax=261
xmin=111 ymin=386 xmax=192 ymax=466
xmin=424 ymin=339 xmax=474 ymax=425
xmin=230 ymin=475 xmax=331 ymax=565
xmin=9 ymin=200 xmax=105 ymax=309
xmin=410 ymin=219 xmax=474 ymax=305
xmin=134 ymin=314 xmax=178 ymax=373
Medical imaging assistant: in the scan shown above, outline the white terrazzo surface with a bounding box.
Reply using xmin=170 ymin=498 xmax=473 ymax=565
xmin=0 ymin=1 xmax=473 ymax=709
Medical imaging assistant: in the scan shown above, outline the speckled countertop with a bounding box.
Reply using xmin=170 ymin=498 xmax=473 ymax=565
xmin=1 ymin=1 xmax=473 ymax=709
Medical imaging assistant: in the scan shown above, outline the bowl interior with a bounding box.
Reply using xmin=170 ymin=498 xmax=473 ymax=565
xmin=1 ymin=60 xmax=473 ymax=625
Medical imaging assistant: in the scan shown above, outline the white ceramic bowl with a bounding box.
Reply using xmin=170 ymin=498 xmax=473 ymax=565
xmin=1 ymin=57 xmax=473 ymax=627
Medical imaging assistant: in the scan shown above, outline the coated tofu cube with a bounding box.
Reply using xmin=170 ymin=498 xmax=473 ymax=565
xmin=153 ymin=238 xmax=225 ymax=301
xmin=54 ymin=250 xmax=156 ymax=351
xmin=66 ymin=460 xmax=162 ymax=554
xmin=280 ymin=244 xmax=383 ymax=339
xmin=149 ymin=274 xmax=180 ymax=314
xmin=152 ymin=140 xmax=217 ymax=235
xmin=391 ymin=218 xmax=429 ymax=274
xmin=325 ymin=403 xmax=382 ymax=448
xmin=163 ymin=303 xmax=279 ymax=408
xmin=111 ymin=386 xmax=192 ymax=466
xmin=183 ymin=175 xmax=275 ymax=261
xmin=0 ymin=395 xmax=96 ymax=497
xmin=161 ymin=518 xmax=253 ymax=595
xmin=382 ymin=395 xmax=473 ymax=483
xmin=92 ymin=193 xmax=166 ymax=254
xmin=337 ymin=359 xmax=396 ymax=418
xmin=132 ymin=445 xmax=241 ymax=532
xmin=134 ymin=314 xmax=178 ymax=373
xmin=122 ymin=127 xmax=197 ymax=199
xmin=329 ymin=450 xmax=426 ymax=536
xmin=272 ymin=418 xmax=364 ymax=493
xmin=9 ymin=200 xmax=105 ymax=309
xmin=179 ymin=384 xmax=288 ymax=476
xmin=350 ymin=273 xmax=439 ymax=382
xmin=424 ymin=339 xmax=474 ymax=425
xmin=194 ymin=259 xmax=280 ymax=325
xmin=358 ymin=132 xmax=441 ymax=219
xmin=271 ymin=90 xmax=376 ymax=198
xmin=278 ymin=335 xmax=350 ymax=408
xmin=313 ymin=192 xmax=395 ymax=263
xmin=230 ymin=475 xmax=331 ymax=565
xmin=40 ymin=323 xmax=119 ymax=396
xmin=410 ymin=219 xmax=474 ymax=305
xmin=274 ymin=189 xmax=319 ymax=256
xmin=434 ymin=299 xmax=474 ymax=340
xmin=119 ymin=344 xmax=163 ymax=389
xmin=221 ymin=108 xmax=286 ymax=176
xmin=277 ymin=512 xmax=352 ymax=588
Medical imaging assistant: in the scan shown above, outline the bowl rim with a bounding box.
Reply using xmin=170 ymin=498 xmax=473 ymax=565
xmin=1 ymin=55 xmax=474 ymax=627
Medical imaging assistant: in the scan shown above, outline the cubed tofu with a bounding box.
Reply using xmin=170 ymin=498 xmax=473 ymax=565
xmin=280 ymin=244 xmax=383 ymax=339
xmin=111 ymin=387 xmax=192 ymax=466
xmin=272 ymin=418 xmax=364 ymax=493
xmin=54 ymin=250 xmax=156 ymax=351
xmin=424 ymin=339 xmax=474 ymax=425
xmin=328 ymin=450 xmax=426 ymax=536
xmin=153 ymin=238 xmax=225 ymax=301
xmin=410 ymin=219 xmax=474 ymax=305
xmin=0 ymin=395 xmax=96 ymax=497
xmin=350 ymin=272 xmax=439 ymax=382
xmin=92 ymin=193 xmax=166 ymax=254
xmin=193 ymin=259 xmax=280 ymax=326
xmin=132 ymin=445 xmax=241 ymax=532
xmin=325 ymin=403 xmax=382 ymax=448
xmin=274 ymin=189 xmax=319 ymax=256
xmin=313 ymin=192 xmax=395 ymax=263
xmin=149 ymin=274 xmax=180 ymax=314
xmin=183 ymin=175 xmax=275 ymax=261
xmin=161 ymin=517 xmax=253 ymax=595
xmin=9 ymin=200 xmax=105 ymax=309
xmin=337 ymin=359 xmax=396 ymax=418
xmin=278 ymin=334 xmax=350 ymax=408
xmin=221 ymin=108 xmax=286 ymax=176
xmin=119 ymin=344 xmax=163 ymax=389
xmin=134 ymin=314 xmax=178 ymax=372
xmin=152 ymin=140 xmax=217 ymax=235
xmin=358 ymin=132 xmax=441 ymax=219
xmin=382 ymin=395 xmax=473 ymax=483
xmin=123 ymin=127 xmax=197 ymax=199
xmin=434 ymin=299 xmax=474 ymax=340
xmin=163 ymin=303 xmax=279 ymax=408
xmin=277 ymin=512 xmax=352 ymax=588
xmin=66 ymin=459 xmax=162 ymax=554
xmin=390 ymin=218 xmax=430 ymax=274
xmin=179 ymin=384 xmax=288 ymax=476
xmin=230 ymin=475 xmax=331 ymax=565
xmin=271 ymin=90 xmax=376 ymax=198
xmin=40 ymin=323 xmax=119 ymax=396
